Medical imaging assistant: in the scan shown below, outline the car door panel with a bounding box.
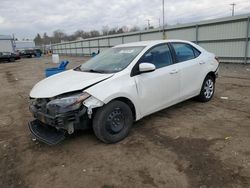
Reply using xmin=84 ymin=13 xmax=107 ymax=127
xmin=170 ymin=43 xmax=204 ymax=101
xmin=132 ymin=44 xmax=180 ymax=117
xmin=178 ymin=58 xmax=202 ymax=100
xmin=135 ymin=64 xmax=180 ymax=116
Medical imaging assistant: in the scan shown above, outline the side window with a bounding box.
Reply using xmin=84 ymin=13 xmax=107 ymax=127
xmin=139 ymin=44 xmax=173 ymax=69
xmin=171 ymin=43 xmax=197 ymax=62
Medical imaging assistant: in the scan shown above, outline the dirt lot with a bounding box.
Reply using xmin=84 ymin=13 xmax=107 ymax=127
xmin=0 ymin=56 xmax=250 ymax=188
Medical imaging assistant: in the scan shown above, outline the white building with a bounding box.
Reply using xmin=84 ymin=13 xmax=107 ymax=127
xmin=15 ymin=40 xmax=35 ymax=50
xmin=0 ymin=35 xmax=14 ymax=53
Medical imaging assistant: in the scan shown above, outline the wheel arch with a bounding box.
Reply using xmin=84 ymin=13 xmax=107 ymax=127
xmin=206 ymin=71 xmax=216 ymax=82
xmin=109 ymin=97 xmax=137 ymax=121
xmin=198 ymin=71 xmax=216 ymax=95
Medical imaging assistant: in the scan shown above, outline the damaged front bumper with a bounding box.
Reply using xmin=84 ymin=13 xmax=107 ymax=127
xmin=29 ymin=104 xmax=91 ymax=145
xmin=29 ymin=120 xmax=66 ymax=145
xmin=28 ymin=95 xmax=104 ymax=145
xmin=29 ymin=104 xmax=91 ymax=132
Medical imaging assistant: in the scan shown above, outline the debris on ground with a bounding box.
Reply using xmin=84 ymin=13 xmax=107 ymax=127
xmin=220 ymin=96 xmax=228 ymax=100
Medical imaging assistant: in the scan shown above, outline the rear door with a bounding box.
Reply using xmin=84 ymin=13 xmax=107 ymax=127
xmin=170 ymin=42 xmax=203 ymax=100
xmin=133 ymin=43 xmax=180 ymax=116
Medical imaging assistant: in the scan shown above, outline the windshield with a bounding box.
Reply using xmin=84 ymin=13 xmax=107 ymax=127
xmin=79 ymin=46 xmax=144 ymax=73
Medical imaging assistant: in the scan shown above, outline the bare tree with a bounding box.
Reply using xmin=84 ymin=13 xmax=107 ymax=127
xmin=52 ymin=30 xmax=66 ymax=43
xmin=43 ymin=32 xmax=50 ymax=45
xmin=130 ymin=26 xmax=140 ymax=32
xmin=34 ymin=33 xmax=43 ymax=45
xmin=34 ymin=25 xmax=144 ymax=44
xmin=122 ymin=26 xmax=129 ymax=33
xmin=89 ymin=30 xmax=100 ymax=37
xmin=73 ymin=30 xmax=85 ymax=39
xmin=108 ymin=27 xmax=118 ymax=35
xmin=102 ymin=25 xmax=109 ymax=35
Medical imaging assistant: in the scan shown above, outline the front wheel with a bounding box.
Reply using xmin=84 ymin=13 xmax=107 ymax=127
xmin=93 ymin=100 xmax=133 ymax=143
xmin=197 ymin=75 xmax=215 ymax=102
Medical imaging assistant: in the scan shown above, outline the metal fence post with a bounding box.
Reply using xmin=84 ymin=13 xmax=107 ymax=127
xmin=88 ymin=40 xmax=91 ymax=56
xmin=244 ymin=17 xmax=250 ymax=64
xmin=195 ymin=25 xmax=199 ymax=44
xmin=108 ymin=37 xmax=111 ymax=47
xmin=97 ymin=39 xmax=100 ymax=51
xmin=75 ymin=42 xmax=77 ymax=56
xmin=66 ymin=44 xmax=68 ymax=56
xmin=69 ymin=46 xmax=71 ymax=56
xmin=81 ymin=41 xmax=83 ymax=56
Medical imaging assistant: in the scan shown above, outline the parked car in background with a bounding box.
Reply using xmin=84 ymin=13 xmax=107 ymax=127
xmin=20 ymin=49 xmax=42 ymax=58
xmin=20 ymin=49 xmax=36 ymax=58
xmin=29 ymin=40 xmax=219 ymax=145
xmin=14 ymin=51 xmax=21 ymax=60
xmin=34 ymin=49 xmax=42 ymax=57
xmin=0 ymin=52 xmax=16 ymax=62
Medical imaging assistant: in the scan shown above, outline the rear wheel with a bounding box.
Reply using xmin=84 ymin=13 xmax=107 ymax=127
xmin=8 ymin=58 xmax=15 ymax=62
xmin=93 ymin=100 xmax=133 ymax=143
xmin=197 ymin=75 xmax=215 ymax=102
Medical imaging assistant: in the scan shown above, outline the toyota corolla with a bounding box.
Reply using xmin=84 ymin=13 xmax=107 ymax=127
xmin=29 ymin=40 xmax=219 ymax=145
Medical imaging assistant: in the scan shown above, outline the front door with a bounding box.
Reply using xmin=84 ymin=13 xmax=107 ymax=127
xmin=134 ymin=44 xmax=180 ymax=116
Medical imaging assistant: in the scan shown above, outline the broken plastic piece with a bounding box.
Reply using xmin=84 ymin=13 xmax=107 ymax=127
xmin=220 ymin=96 xmax=228 ymax=100
xmin=29 ymin=120 xmax=65 ymax=145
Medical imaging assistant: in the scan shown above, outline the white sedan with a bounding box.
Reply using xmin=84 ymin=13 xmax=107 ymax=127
xmin=29 ymin=40 xmax=219 ymax=145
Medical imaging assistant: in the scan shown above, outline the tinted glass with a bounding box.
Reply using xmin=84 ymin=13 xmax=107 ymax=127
xmin=172 ymin=43 xmax=196 ymax=62
xmin=193 ymin=47 xmax=201 ymax=57
xmin=139 ymin=44 xmax=173 ymax=69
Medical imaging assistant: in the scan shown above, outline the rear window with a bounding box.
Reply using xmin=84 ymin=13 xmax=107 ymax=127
xmin=171 ymin=43 xmax=200 ymax=62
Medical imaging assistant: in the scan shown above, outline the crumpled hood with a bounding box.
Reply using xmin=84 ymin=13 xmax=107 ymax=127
xmin=30 ymin=69 xmax=113 ymax=98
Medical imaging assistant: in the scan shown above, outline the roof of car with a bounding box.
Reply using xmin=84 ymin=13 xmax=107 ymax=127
xmin=114 ymin=39 xmax=190 ymax=48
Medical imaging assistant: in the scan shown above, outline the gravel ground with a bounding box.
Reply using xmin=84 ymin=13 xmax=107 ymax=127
xmin=0 ymin=56 xmax=250 ymax=188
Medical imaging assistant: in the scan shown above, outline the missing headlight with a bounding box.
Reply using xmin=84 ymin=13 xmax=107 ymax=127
xmin=46 ymin=92 xmax=90 ymax=114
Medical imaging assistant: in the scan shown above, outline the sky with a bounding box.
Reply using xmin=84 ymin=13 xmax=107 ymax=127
xmin=0 ymin=0 xmax=250 ymax=39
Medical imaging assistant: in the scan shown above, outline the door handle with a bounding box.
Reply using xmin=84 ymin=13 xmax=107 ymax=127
xmin=170 ymin=69 xmax=178 ymax=74
xmin=199 ymin=61 xmax=205 ymax=64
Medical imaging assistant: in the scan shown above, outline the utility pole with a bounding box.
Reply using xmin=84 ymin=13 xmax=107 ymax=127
xmin=230 ymin=3 xmax=236 ymax=16
xmin=145 ymin=19 xmax=150 ymax=30
xmin=162 ymin=0 xmax=166 ymax=39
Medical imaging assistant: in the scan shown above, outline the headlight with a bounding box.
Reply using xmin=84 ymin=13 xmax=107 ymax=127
xmin=47 ymin=92 xmax=90 ymax=114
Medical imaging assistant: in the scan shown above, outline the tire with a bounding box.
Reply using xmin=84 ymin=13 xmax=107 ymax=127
xmin=197 ymin=75 xmax=215 ymax=102
xmin=9 ymin=58 xmax=15 ymax=62
xmin=93 ymin=100 xmax=133 ymax=143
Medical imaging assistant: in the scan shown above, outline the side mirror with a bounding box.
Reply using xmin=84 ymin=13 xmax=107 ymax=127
xmin=139 ymin=63 xmax=156 ymax=73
